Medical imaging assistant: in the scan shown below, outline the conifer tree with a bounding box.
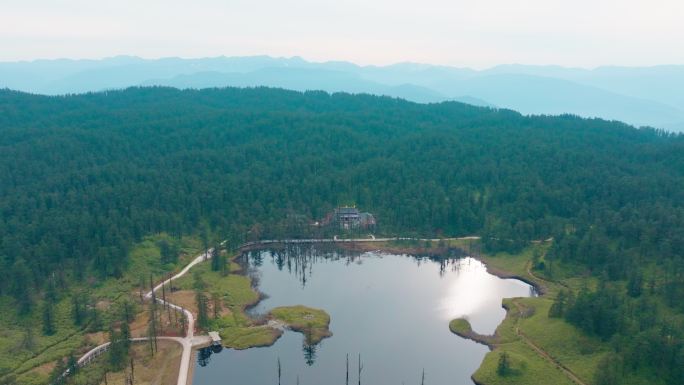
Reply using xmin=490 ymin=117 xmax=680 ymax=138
xmin=42 ymin=301 xmax=56 ymax=336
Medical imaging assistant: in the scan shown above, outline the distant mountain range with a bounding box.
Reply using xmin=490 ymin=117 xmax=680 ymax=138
xmin=1 ymin=55 xmax=683 ymax=131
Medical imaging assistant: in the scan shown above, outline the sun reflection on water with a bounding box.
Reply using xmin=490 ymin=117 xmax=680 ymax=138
xmin=439 ymin=257 xmax=498 ymax=321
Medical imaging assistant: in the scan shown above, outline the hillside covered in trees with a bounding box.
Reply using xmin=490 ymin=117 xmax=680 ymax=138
xmin=1 ymin=87 xmax=684 ymax=384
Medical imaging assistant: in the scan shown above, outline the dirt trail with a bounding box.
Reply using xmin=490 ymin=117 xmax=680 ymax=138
xmin=60 ymin=248 xmax=217 ymax=385
xmin=510 ymin=299 xmax=588 ymax=385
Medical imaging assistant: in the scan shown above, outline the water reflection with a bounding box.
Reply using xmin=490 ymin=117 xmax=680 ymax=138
xmin=302 ymin=342 xmax=317 ymax=366
xmin=440 ymin=258 xmax=501 ymax=321
xmin=242 ymin=244 xmax=474 ymax=292
xmin=195 ymin=247 xmax=533 ymax=385
xmin=197 ymin=345 xmax=223 ymax=367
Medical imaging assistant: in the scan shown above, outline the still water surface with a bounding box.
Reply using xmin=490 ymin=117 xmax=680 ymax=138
xmin=192 ymin=248 xmax=534 ymax=385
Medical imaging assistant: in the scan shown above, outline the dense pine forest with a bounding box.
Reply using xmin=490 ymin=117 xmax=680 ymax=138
xmin=1 ymin=86 xmax=684 ymax=384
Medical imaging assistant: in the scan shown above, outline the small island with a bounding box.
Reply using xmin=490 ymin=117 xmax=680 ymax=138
xmin=218 ymin=305 xmax=332 ymax=350
xmin=270 ymin=305 xmax=333 ymax=345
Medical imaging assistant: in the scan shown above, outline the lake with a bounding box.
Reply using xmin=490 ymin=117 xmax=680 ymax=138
xmin=192 ymin=246 xmax=535 ymax=385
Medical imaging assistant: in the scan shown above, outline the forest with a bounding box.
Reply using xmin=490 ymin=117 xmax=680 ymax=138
xmin=1 ymin=86 xmax=683 ymax=384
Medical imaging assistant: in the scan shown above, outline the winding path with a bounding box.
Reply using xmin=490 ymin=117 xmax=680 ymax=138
xmin=69 ymin=248 xmax=216 ymax=385
xmin=142 ymin=247 xmax=217 ymax=385
xmin=510 ymin=299 xmax=587 ymax=385
xmin=510 ymin=247 xmax=586 ymax=385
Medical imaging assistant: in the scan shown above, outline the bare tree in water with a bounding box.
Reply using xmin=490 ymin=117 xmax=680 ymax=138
xmin=346 ymin=353 xmax=350 ymax=385
xmin=358 ymin=354 xmax=364 ymax=385
xmin=277 ymin=357 xmax=282 ymax=385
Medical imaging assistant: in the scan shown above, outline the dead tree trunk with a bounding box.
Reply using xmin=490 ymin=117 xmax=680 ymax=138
xmin=346 ymin=353 xmax=349 ymax=385
xmin=277 ymin=357 xmax=282 ymax=385
xmin=358 ymin=354 xmax=363 ymax=385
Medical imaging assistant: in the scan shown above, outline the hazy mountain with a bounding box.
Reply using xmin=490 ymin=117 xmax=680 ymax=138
xmin=1 ymin=56 xmax=683 ymax=131
xmin=352 ymin=65 xmax=684 ymax=130
xmin=487 ymin=64 xmax=684 ymax=110
xmin=433 ymin=73 xmax=684 ymax=129
xmin=142 ymin=68 xmax=449 ymax=103
xmin=0 ymin=56 xmax=303 ymax=94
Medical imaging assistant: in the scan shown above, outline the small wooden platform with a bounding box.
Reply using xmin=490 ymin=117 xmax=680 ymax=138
xmin=208 ymin=331 xmax=221 ymax=345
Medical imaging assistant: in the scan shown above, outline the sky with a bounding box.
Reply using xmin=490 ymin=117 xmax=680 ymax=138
xmin=1 ymin=0 xmax=683 ymax=68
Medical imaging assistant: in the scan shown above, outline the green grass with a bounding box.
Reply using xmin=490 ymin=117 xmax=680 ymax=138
xmin=482 ymin=250 xmax=531 ymax=276
xmin=218 ymin=326 xmax=282 ymax=350
xmin=447 ymin=316 xmax=499 ymax=346
xmin=470 ymin=296 xmax=582 ymax=385
xmin=514 ymin=297 xmax=607 ymax=383
xmin=471 ymin=244 xmax=608 ymax=385
xmin=474 ymin=343 xmax=576 ymax=385
xmin=269 ymin=305 xmax=332 ymax=344
xmin=449 ymin=318 xmax=473 ymax=335
xmin=177 ymin=263 xmax=258 ymax=309
xmin=0 ymin=298 xmax=88 ymax=385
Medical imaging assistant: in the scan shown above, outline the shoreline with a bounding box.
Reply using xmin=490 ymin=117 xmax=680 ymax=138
xmin=223 ymin=240 xmax=465 ymax=351
xmin=334 ymin=241 xmax=453 ymax=256
xmin=215 ymin=253 xmax=334 ymax=351
xmin=239 ymin=239 xmax=542 ymax=293
xmin=449 ymin=318 xmax=498 ymax=349
xmin=478 ymin=257 xmax=546 ymax=296
xmin=213 ymin=239 xmax=544 ymax=385
xmin=238 ymin=236 xmax=479 ymax=254
xmin=236 ymin=239 xmax=542 ymax=332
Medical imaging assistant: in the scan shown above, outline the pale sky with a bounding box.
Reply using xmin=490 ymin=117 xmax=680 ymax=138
xmin=1 ymin=0 xmax=683 ymax=68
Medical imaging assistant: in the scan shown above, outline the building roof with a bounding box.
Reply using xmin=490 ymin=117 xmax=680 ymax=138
xmin=336 ymin=207 xmax=360 ymax=215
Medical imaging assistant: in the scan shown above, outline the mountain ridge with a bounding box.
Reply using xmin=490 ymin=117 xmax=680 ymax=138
xmin=1 ymin=55 xmax=683 ymax=131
